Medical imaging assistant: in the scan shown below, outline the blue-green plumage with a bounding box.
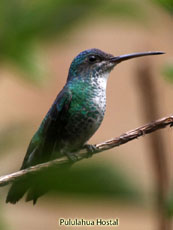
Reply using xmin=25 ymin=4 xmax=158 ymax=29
xmin=6 ymin=48 xmax=164 ymax=204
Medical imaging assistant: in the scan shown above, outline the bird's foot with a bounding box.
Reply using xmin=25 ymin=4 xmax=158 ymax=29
xmin=84 ymin=144 xmax=97 ymax=158
xmin=65 ymin=152 xmax=79 ymax=163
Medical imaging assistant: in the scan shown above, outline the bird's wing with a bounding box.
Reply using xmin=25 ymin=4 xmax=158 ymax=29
xmin=21 ymin=88 xmax=72 ymax=169
xmin=6 ymin=88 xmax=73 ymax=204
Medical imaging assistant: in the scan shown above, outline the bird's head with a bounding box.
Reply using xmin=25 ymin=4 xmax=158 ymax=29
xmin=67 ymin=48 xmax=164 ymax=82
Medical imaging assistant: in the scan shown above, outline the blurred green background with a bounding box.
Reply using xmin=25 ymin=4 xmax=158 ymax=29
xmin=0 ymin=0 xmax=172 ymax=229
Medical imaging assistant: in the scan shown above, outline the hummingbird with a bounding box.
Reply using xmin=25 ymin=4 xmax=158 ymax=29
xmin=6 ymin=48 xmax=164 ymax=204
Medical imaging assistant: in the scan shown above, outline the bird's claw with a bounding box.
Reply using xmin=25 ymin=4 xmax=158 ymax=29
xmin=84 ymin=144 xmax=97 ymax=158
xmin=65 ymin=152 xmax=79 ymax=163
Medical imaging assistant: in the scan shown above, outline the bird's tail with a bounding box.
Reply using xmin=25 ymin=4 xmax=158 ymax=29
xmin=6 ymin=180 xmax=28 ymax=204
xmin=25 ymin=186 xmax=46 ymax=205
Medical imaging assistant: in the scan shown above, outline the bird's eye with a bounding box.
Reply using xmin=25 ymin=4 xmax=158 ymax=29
xmin=88 ymin=55 xmax=97 ymax=63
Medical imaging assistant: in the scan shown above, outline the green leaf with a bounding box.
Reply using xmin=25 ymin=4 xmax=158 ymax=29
xmin=153 ymin=0 xmax=173 ymax=14
xmin=0 ymin=0 xmax=144 ymax=79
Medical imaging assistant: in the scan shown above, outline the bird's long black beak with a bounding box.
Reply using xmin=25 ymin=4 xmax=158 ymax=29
xmin=110 ymin=51 xmax=165 ymax=64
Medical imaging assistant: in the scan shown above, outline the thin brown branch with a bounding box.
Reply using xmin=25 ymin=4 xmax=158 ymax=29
xmin=0 ymin=115 xmax=172 ymax=187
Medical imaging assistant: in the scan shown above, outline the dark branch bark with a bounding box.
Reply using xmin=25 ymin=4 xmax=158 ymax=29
xmin=135 ymin=62 xmax=170 ymax=230
xmin=0 ymin=115 xmax=172 ymax=187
